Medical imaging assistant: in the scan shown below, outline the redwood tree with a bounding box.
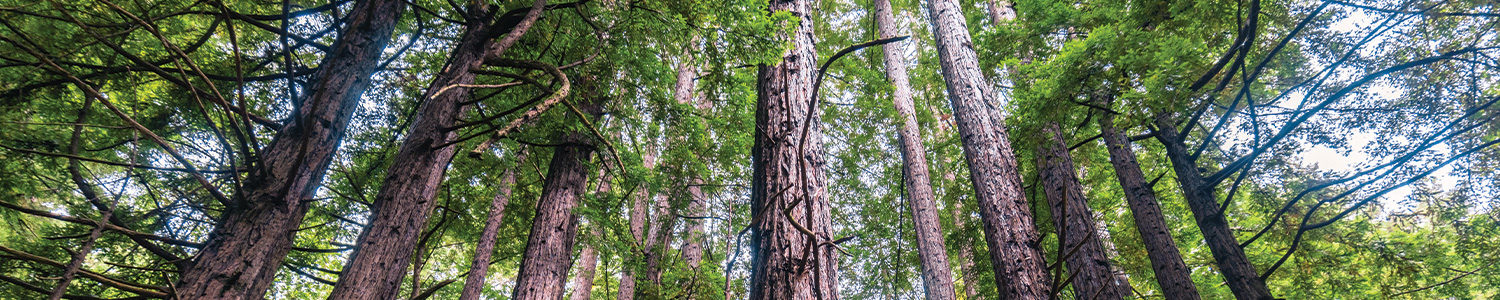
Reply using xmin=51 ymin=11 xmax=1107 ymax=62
xmin=747 ymin=0 xmax=838 ymax=299
xmin=174 ymin=0 xmax=405 ymax=298
xmin=1035 ymin=123 xmax=1128 ymax=300
xmin=874 ymin=0 xmax=959 ymax=299
xmin=922 ymin=0 xmax=1051 ymax=297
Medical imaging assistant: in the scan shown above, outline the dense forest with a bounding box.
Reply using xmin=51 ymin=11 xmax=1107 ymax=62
xmin=0 ymin=0 xmax=1496 ymax=299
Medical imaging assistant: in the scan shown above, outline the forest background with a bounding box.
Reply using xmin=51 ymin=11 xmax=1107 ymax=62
xmin=0 ymin=0 xmax=1496 ymax=299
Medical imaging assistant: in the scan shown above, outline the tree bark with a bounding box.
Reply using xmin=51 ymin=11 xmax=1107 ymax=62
xmin=922 ymin=0 xmax=1051 ymax=298
xmin=1035 ymin=123 xmax=1128 ymax=300
xmin=986 ymin=0 xmax=1015 ymax=27
xmin=326 ymin=7 xmax=499 ymax=299
xmin=1151 ymin=113 xmax=1273 ymax=300
xmin=874 ymin=1 xmax=959 ymax=300
xmin=510 ymin=103 xmax=601 ymax=300
xmin=1098 ymin=112 xmax=1200 ymax=300
xmin=747 ymin=0 xmax=837 ymax=299
xmin=173 ymin=0 xmax=404 ymax=298
xmin=616 ymin=173 xmax=648 ymax=300
xmin=949 ymin=200 xmax=981 ymax=300
xmin=569 ymin=246 xmax=600 ymax=300
xmin=675 ymin=54 xmax=709 ymax=272
xmin=458 ymin=149 xmax=527 ymax=300
xmin=641 ymin=191 xmax=674 ymax=290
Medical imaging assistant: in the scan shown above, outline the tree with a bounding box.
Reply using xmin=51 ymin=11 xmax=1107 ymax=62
xmin=746 ymin=0 xmax=838 ymax=299
xmin=922 ymin=0 xmax=1051 ymax=297
xmin=173 ymin=0 xmax=405 ymax=298
xmin=510 ymin=89 xmax=603 ymax=300
xmin=1034 ymin=123 xmax=1127 ymax=300
xmin=1098 ymin=105 xmax=1199 ymax=300
xmin=873 ymin=0 xmax=959 ymax=300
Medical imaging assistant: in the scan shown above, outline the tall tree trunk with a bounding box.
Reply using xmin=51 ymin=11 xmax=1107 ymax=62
xmin=458 ymin=149 xmax=528 ymax=300
xmin=174 ymin=0 xmax=404 ymax=298
xmin=747 ymin=0 xmax=837 ymax=299
xmin=327 ymin=7 xmax=500 ymax=299
xmin=569 ymin=246 xmax=601 ymax=300
xmin=510 ymin=100 xmax=603 ymax=300
xmin=616 ymin=173 xmax=649 ymax=300
xmin=986 ymin=0 xmax=1014 ymax=26
xmin=675 ymin=54 xmax=709 ymax=273
xmin=1035 ymin=123 xmax=1127 ymax=300
xmin=874 ymin=1 xmax=959 ymax=300
xmin=949 ymin=200 xmax=981 ymax=300
xmin=1098 ymin=112 xmax=1200 ymax=300
xmin=641 ymin=191 xmax=675 ymax=289
xmin=567 ymin=166 xmax=614 ymax=300
xmin=922 ymin=0 xmax=1050 ymax=298
xmin=1151 ymin=113 xmax=1273 ymax=300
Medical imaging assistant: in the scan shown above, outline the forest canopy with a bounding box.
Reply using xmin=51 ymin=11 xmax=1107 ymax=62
xmin=0 ymin=0 xmax=1496 ymax=299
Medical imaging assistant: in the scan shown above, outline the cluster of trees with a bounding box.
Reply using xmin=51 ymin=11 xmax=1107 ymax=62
xmin=0 ymin=0 xmax=1496 ymax=299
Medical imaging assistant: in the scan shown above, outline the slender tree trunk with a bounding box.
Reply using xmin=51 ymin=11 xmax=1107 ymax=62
xmin=949 ymin=200 xmax=981 ymax=300
xmin=681 ymin=177 xmax=708 ymax=270
xmin=1035 ymin=123 xmax=1127 ymax=300
xmin=747 ymin=0 xmax=837 ymax=299
xmin=53 ymin=99 xmax=109 ymax=300
xmin=458 ymin=149 xmax=528 ymax=300
xmin=923 ymin=0 xmax=1050 ymax=298
xmin=326 ymin=7 xmax=501 ymax=299
xmin=640 ymin=192 xmax=674 ymax=294
xmin=616 ymin=175 xmax=649 ymax=300
xmin=569 ymin=246 xmax=601 ymax=300
xmin=986 ymin=0 xmax=1014 ymax=27
xmin=675 ymin=55 xmax=709 ymax=272
xmin=510 ymin=100 xmax=602 ymax=300
xmin=174 ymin=0 xmax=404 ymax=298
xmin=1151 ymin=113 xmax=1273 ymax=300
xmin=566 ymin=165 xmax=613 ymax=300
xmin=873 ymin=1 xmax=959 ymax=300
xmin=1098 ymin=112 xmax=1200 ymax=300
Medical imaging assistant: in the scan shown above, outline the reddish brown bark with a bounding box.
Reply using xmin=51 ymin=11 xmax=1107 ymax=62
xmin=458 ymin=149 xmax=527 ymax=300
xmin=1098 ymin=113 xmax=1200 ymax=300
xmin=1152 ymin=113 xmax=1273 ymax=300
xmin=949 ymin=200 xmax=981 ymax=300
xmin=923 ymin=0 xmax=1051 ymax=298
xmin=173 ymin=0 xmax=404 ymax=298
xmin=568 ymin=245 xmax=600 ymax=300
xmin=675 ymin=54 xmax=709 ymax=272
xmin=747 ymin=1 xmax=837 ymax=299
xmin=510 ymin=103 xmax=601 ymax=300
xmin=616 ymin=174 xmax=648 ymax=300
xmin=1035 ymin=123 xmax=1128 ymax=300
xmin=874 ymin=0 xmax=959 ymax=299
xmin=326 ymin=7 xmax=501 ymax=299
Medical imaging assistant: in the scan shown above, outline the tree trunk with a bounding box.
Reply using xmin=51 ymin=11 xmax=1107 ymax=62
xmin=1035 ymin=123 xmax=1127 ymax=300
xmin=640 ymin=192 xmax=674 ymax=294
xmin=569 ymin=246 xmax=600 ymax=300
xmin=986 ymin=0 xmax=1015 ymax=27
xmin=874 ymin=1 xmax=959 ymax=300
xmin=510 ymin=105 xmax=600 ymax=300
xmin=747 ymin=0 xmax=837 ymax=299
xmin=675 ymin=55 xmax=709 ymax=272
xmin=1098 ymin=112 xmax=1200 ymax=300
xmin=458 ymin=149 xmax=528 ymax=300
xmin=327 ymin=7 xmax=498 ymax=300
xmin=173 ymin=0 xmax=404 ymax=298
xmin=1151 ymin=113 xmax=1273 ymax=300
xmin=681 ymin=177 xmax=708 ymax=270
xmin=616 ymin=174 xmax=649 ymax=300
xmin=922 ymin=0 xmax=1051 ymax=298
xmin=949 ymin=200 xmax=981 ymax=300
